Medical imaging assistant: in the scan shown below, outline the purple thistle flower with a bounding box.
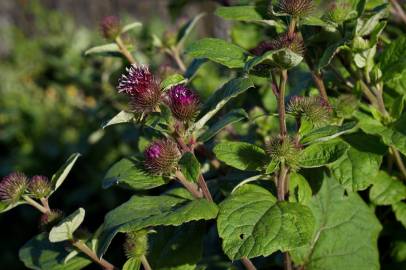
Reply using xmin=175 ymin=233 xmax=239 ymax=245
xmin=100 ymin=16 xmax=121 ymax=40
xmin=144 ymin=139 xmax=181 ymax=175
xmin=117 ymin=65 xmax=162 ymax=113
xmin=251 ymin=32 xmax=305 ymax=57
xmin=0 ymin=172 xmax=28 ymax=204
xmin=276 ymin=0 xmax=314 ymax=17
xmin=29 ymin=175 xmax=52 ymax=199
xmin=167 ymin=85 xmax=200 ymax=122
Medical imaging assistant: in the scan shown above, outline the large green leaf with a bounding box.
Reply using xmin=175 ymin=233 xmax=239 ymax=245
xmin=380 ymin=36 xmax=406 ymax=83
xmin=330 ymin=133 xmax=386 ymax=191
xmin=299 ymin=140 xmax=349 ymax=168
xmin=97 ymin=189 xmax=218 ymax=257
xmin=215 ymin=6 xmax=265 ymax=21
xmin=300 ymin=122 xmax=357 ymax=145
xmin=291 ymin=174 xmax=382 ymax=270
xmin=217 ymin=184 xmax=315 ymax=260
xmin=147 ymin=223 xmax=205 ymax=270
xmin=369 ymin=171 xmax=406 ymax=205
xmin=198 ymin=109 xmax=248 ymax=142
xmin=191 ymin=78 xmax=253 ymax=133
xmin=186 ymin=38 xmax=248 ymax=68
xmin=103 ymin=157 xmax=167 ymax=190
xmin=213 ymin=141 xmax=268 ymax=171
xmin=19 ymin=233 xmax=91 ymax=270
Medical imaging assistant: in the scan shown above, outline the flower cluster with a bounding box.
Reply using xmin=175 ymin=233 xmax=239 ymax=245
xmin=251 ymin=32 xmax=305 ymax=57
xmin=29 ymin=175 xmax=52 ymax=199
xmin=118 ymin=65 xmax=162 ymax=113
xmin=123 ymin=230 xmax=149 ymax=259
xmin=0 ymin=172 xmax=28 ymax=204
xmin=276 ymin=0 xmax=314 ymax=17
xmin=266 ymin=135 xmax=302 ymax=171
xmin=144 ymin=139 xmax=181 ymax=175
xmin=166 ymin=85 xmax=200 ymax=122
xmin=287 ymin=96 xmax=333 ymax=126
xmin=100 ymin=16 xmax=121 ymax=40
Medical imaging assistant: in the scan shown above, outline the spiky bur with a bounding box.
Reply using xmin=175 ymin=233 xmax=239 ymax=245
xmin=166 ymin=85 xmax=200 ymax=122
xmin=100 ymin=16 xmax=121 ymax=40
xmin=144 ymin=139 xmax=181 ymax=175
xmin=322 ymin=2 xmax=353 ymax=24
xmin=117 ymin=65 xmax=162 ymax=113
xmin=28 ymin=175 xmax=52 ymax=199
xmin=251 ymin=32 xmax=305 ymax=57
xmin=276 ymin=0 xmax=314 ymax=17
xmin=0 ymin=172 xmax=28 ymax=204
xmin=123 ymin=230 xmax=149 ymax=259
xmin=287 ymin=96 xmax=333 ymax=127
xmin=266 ymin=136 xmax=302 ymax=171
xmin=39 ymin=209 xmax=64 ymax=231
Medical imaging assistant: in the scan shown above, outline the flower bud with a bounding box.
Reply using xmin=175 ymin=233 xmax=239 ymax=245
xmin=100 ymin=16 xmax=121 ymax=40
xmin=166 ymin=85 xmax=200 ymax=122
xmin=287 ymin=96 xmax=333 ymax=127
xmin=322 ymin=2 xmax=354 ymax=24
xmin=117 ymin=65 xmax=162 ymax=113
xmin=123 ymin=230 xmax=149 ymax=259
xmin=270 ymin=32 xmax=305 ymax=57
xmin=370 ymin=66 xmax=383 ymax=84
xmin=29 ymin=175 xmax=52 ymax=199
xmin=40 ymin=209 xmax=64 ymax=231
xmin=266 ymin=135 xmax=302 ymax=171
xmin=0 ymin=172 xmax=28 ymax=204
xmin=144 ymin=139 xmax=181 ymax=175
xmin=276 ymin=0 xmax=314 ymax=17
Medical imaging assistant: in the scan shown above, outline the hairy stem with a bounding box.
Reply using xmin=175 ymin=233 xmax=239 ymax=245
xmin=171 ymin=48 xmax=187 ymax=72
xmin=198 ymin=174 xmax=213 ymax=201
xmin=115 ymin=36 xmax=136 ymax=64
xmin=392 ymin=147 xmax=406 ymax=180
xmin=175 ymin=171 xmax=203 ymax=199
xmin=141 ymin=255 xmax=152 ymax=270
xmin=311 ymin=71 xmax=329 ymax=104
xmin=278 ymin=70 xmax=288 ymax=137
xmin=390 ymin=0 xmax=406 ymax=25
xmin=72 ymin=240 xmax=117 ymax=270
xmin=23 ymin=196 xmax=48 ymax=214
xmin=241 ymin=257 xmax=257 ymax=270
xmin=40 ymin=198 xmax=51 ymax=213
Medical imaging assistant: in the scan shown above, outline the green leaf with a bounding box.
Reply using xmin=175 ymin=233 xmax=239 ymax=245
xmin=103 ymin=157 xmax=167 ymax=190
xmin=186 ymin=38 xmax=248 ymax=68
xmin=148 ymin=223 xmax=205 ymax=270
xmin=50 ymin=153 xmax=81 ymax=195
xmin=215 ymin=6 xmax=265 ymax=21
xmin=380 ymin=36 xmax=406 ymax=83
xmin=160 ymin=74 xmax=187 ymax=91
xmin=317 ymin=41 xmax=348 ymax=70
xmin=299 ymin=140 xmax=349 ymax=168
xmin=289 ymin=173 xmax=312 ymax=204
xmin=330 ymin=133 xmax=386 ymax=191
xmin=213 ymin=141 xmax=268 ymax=171
xmin=84 ymin=43 xmax=121 ymax=56
xmin=191 ymin=78 xmax=253 ymax=133
xmin=176 ymin=13 xmax=205 ymax=50
xmin=291 ymin=174 xmax=382 ymax=270
xmin=300 ymin=121 xmax=357 ymax=145
xmin=217 ymin=184 xmax=315 ymax=260
xmin=102 ymin=111 xmax=135 ymax=129
xmin=121 ymin=22 xmax=142 ymax=34
xmin=198 ymin=109 xmax=248 ymax=142
xmin=123 ymin=258 xmax=141 ymax=270
xmin=0 ymin=200 xmax=26 ymax=214
xmin=19 ymin=233 xmax=91 ymax=270
xmin=49 ymin=208 xmax=85 ymax=243
xmin=393 ymin=202 xmax=406 ymax=228
xmin=245 ymin=49 xmax=303 ymax=71
xmin=369 ymin=171 xmax=406 ymax=205
xmin=97 ymin=189 xmax=218 ymax=257
xmin=178 ymin=152 xmax=200 ymax=183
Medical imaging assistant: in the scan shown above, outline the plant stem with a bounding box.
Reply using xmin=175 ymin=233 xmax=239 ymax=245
xmin=115 ymin=36 xmax=136 ymax=64
xmin=392 ymin=147 xmax=406 ymax=180
xmin=277 ymin=164 xmax=289 ymax=201
xmin=40 ymin=198 xmax=51 ymax=213
xmin=283 ymin=253 xmax=293 ymax=270
xmin=278 ymin=70 xmax=288 ymax=137
xmin=288 ymin=17 xmax=297 ymax=35
xmin=241 ymin=257 xmax=257 ymax=270
xmin=175 ymin=171 xmax=203 ymax=199
xmin=390 ymin=0 xmax=406 ymax=25
xmin=23 ymin=196 xmax=48 ymax=214
xmin=72 ymin=240 xmax=117 ymax=270
xmin=311 ymin=71 xmax=329 ymax=104
xmin=198 ymin=174 xmax=213 ymax=201
xmin=141 ymin=255 xmax=152 ymax=270
xmin=171 ymin=48 xmax=187 ymax=72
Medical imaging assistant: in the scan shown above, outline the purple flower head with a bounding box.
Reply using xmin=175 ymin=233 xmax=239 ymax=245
xmin=276 ymin=0 xmax=314 ymax=18
xmin=0 ymin=172 xmax=28 ymax=204
xmin=100 ymin=16 xmax=121 ymax=40
xmin=117 ymin=65 xmax=162 ymax=113
xmin=144 ymin=139 xmax=181 ymax=175
xmin=167 ymin=85 xmax=200 ymax=121
xmin=251 ymin=32 xmax=304 ymax=57
xmin=29 ymin=175 xmax=52 ymax=199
